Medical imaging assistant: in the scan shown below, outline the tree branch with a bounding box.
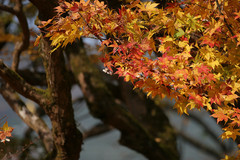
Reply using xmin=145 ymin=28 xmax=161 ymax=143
xmin=0 ymin=83 xmax=53 ymax=152
xmin=17 ymin=69 xmax=47 ymax=86
xmin=177 ymin=130 xmax=223 ymax=159
xmin=187 ymin=113 xmax=229 ymax=153
xmin=38 ymin=38 xmax=83 ymax=160
xmin=83 ymin=123 xmax=113 ymax=139
xmin=29 ymin=0 xmax=57 ymax=20
xmin=0 ymin=4 xmax=16 ymax=14
xmin=215 ymin=0 xmax=238 ymax=43
xmin=0 ymin=59 xmax=47 ymax=105
xmin=12 ymin=0 xmax=30 ymax=71
xmin=167 ymin=107 xmax=230 ymax=153
xmin=29 ymin=0 xmax=83 ymax=159
xmin=0 ymin=0 xmax=30 ymax=71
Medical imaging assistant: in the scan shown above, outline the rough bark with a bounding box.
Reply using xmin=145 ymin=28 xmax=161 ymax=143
xmin=40 ymin=39 xmax=82 ymax=160
xmin=32 ymin=0 xmax=83 ymax=158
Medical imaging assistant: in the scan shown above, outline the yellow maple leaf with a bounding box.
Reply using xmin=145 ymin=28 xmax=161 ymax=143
xmin=221 ymin=126 xmax=240 ymax=141
xmin=137 ymin=2 xmax=158 ymax=12
xmin=225 ymin=94 xmax=239 ymax=102
xmin=136 ymin=2 xmax=158 ymax=16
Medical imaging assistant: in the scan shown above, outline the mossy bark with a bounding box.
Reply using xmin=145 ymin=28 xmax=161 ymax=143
xmin=30 ymin=1 xmax=83 ymax=159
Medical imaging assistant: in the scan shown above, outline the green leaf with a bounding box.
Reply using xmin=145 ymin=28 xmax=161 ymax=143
xmin=175 ymin=28 xmax=185 ymax=38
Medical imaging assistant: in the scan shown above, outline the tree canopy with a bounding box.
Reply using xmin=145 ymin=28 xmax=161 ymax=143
xmin=0 ymin=0 xmax=240 ymax=159
xmin=40 ymin=0 xmax=240 ymax=158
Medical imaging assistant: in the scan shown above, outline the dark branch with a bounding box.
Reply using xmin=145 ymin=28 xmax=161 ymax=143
xmin=17 ymin=70 xmax=47 ymax=86
xmin=0 ymin=1 xmax=30 ymax=71
xmin=215 ymin=0 xmax=238 ymax=43
xmin=29 ymin=0 xmax=58 ymax=20
xmin=0 ymin=83 xmax=53 ymax=152
xmin=12 ymin=0 xmax=30 ymax=71
xmin=0 ymin=59 xmax=47 ymax=105
xmin=0 ymin=4 xmax=16 ymax=14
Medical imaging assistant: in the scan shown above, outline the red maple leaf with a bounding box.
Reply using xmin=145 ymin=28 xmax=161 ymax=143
xmin=70 ymin=3 xmax=79 ymax=12
xmin=232 ymin=108 xmax=240 ymax=120
xmin=189 ymin=94 xmax=203 ymax=107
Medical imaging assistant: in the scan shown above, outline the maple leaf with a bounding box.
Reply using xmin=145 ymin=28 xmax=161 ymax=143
xmin=137 ymin=2 xmax=158 ymax=12
xmin=165 ymin=2 xmax=178 ymax=9
xmin=208 ymin=21 xmax=222 ymax=36
xmin=34 ymin=35 xmax=41 ymax=47
xmin=222 ymin=126 xmax=240 ymax=141
xmin=136 ymin=1 xmax=158 ymax=16
xmin=174 ymin=101 xmax=189 ymax=115
xmin=175 ymin=28 xmax=185 ymax=38
xmin=225 ymin=94 xmax=239 ymax=102
xmin=189 ymin=93 xmax=203 ymax=107
xmin=196 ymin=64 xmax=210 ymax=74
xmin=210 ymin=94 xmax=222 ymax=105
xmin=38 ymin=19 xmax=53 ymax=28
xmin=39 ymin=0 xmax=240 ymax=149
xmin=70 ymin=3 xmax=79 ymax=12
xmin=201 ymin=37 xmax=220 ymax=48
xmin=232 ymin=108 xmax=240 ymax=120
xmin=211 ymin=108 xmax=229 ymax=124
xmin=231 ymin=120 xmax=240 ymax=128
xmin=0 ymin=121 xmax=14 ymax=143
xmin=234 ymin=11 xmax=240 ymax=19
xmin=55 ymin=6 xmax=64 ymax=13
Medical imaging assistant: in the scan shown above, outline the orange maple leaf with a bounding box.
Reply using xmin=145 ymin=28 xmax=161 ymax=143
xmin=211 ymin=109 xmax=229 ymax=124
xmin=0 ymin=121 xmax=14 ymax=143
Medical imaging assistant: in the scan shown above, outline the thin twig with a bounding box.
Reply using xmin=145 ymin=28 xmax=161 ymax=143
xmin=215 ymin=0 xmax=238 ymax=43
xmin=79 ymin=12 xmax=103 ymax=42
xmin=12 ymin=0 xmax=30 ymax=71
xmin=0 ymin=1 xmax=30 ymax=71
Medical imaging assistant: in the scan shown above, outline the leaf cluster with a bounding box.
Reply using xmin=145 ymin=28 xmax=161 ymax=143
xmin=0 ymin=120 xmax=14 ymax=143
xmin=38 ymin=0 xmax=240 ymax=151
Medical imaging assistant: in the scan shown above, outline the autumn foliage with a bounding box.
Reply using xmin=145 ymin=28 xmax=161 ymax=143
xmin=37 ymin=0 xmax=240 ymax=157
xmin=0 ymin=116 xmax=13 ymax=143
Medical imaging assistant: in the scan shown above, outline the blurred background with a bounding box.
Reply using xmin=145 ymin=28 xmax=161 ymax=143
xmin=0 ymin=0 xmax=238 ymax=160
xmin=0 ymin=93 xmax=237 ymax=160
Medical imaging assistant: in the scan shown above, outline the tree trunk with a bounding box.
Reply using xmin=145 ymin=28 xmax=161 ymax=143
xmin=29 ymin=1 xmax=83 ymax=159
xmin=38 ymin=37 xmax=82 ymax=160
